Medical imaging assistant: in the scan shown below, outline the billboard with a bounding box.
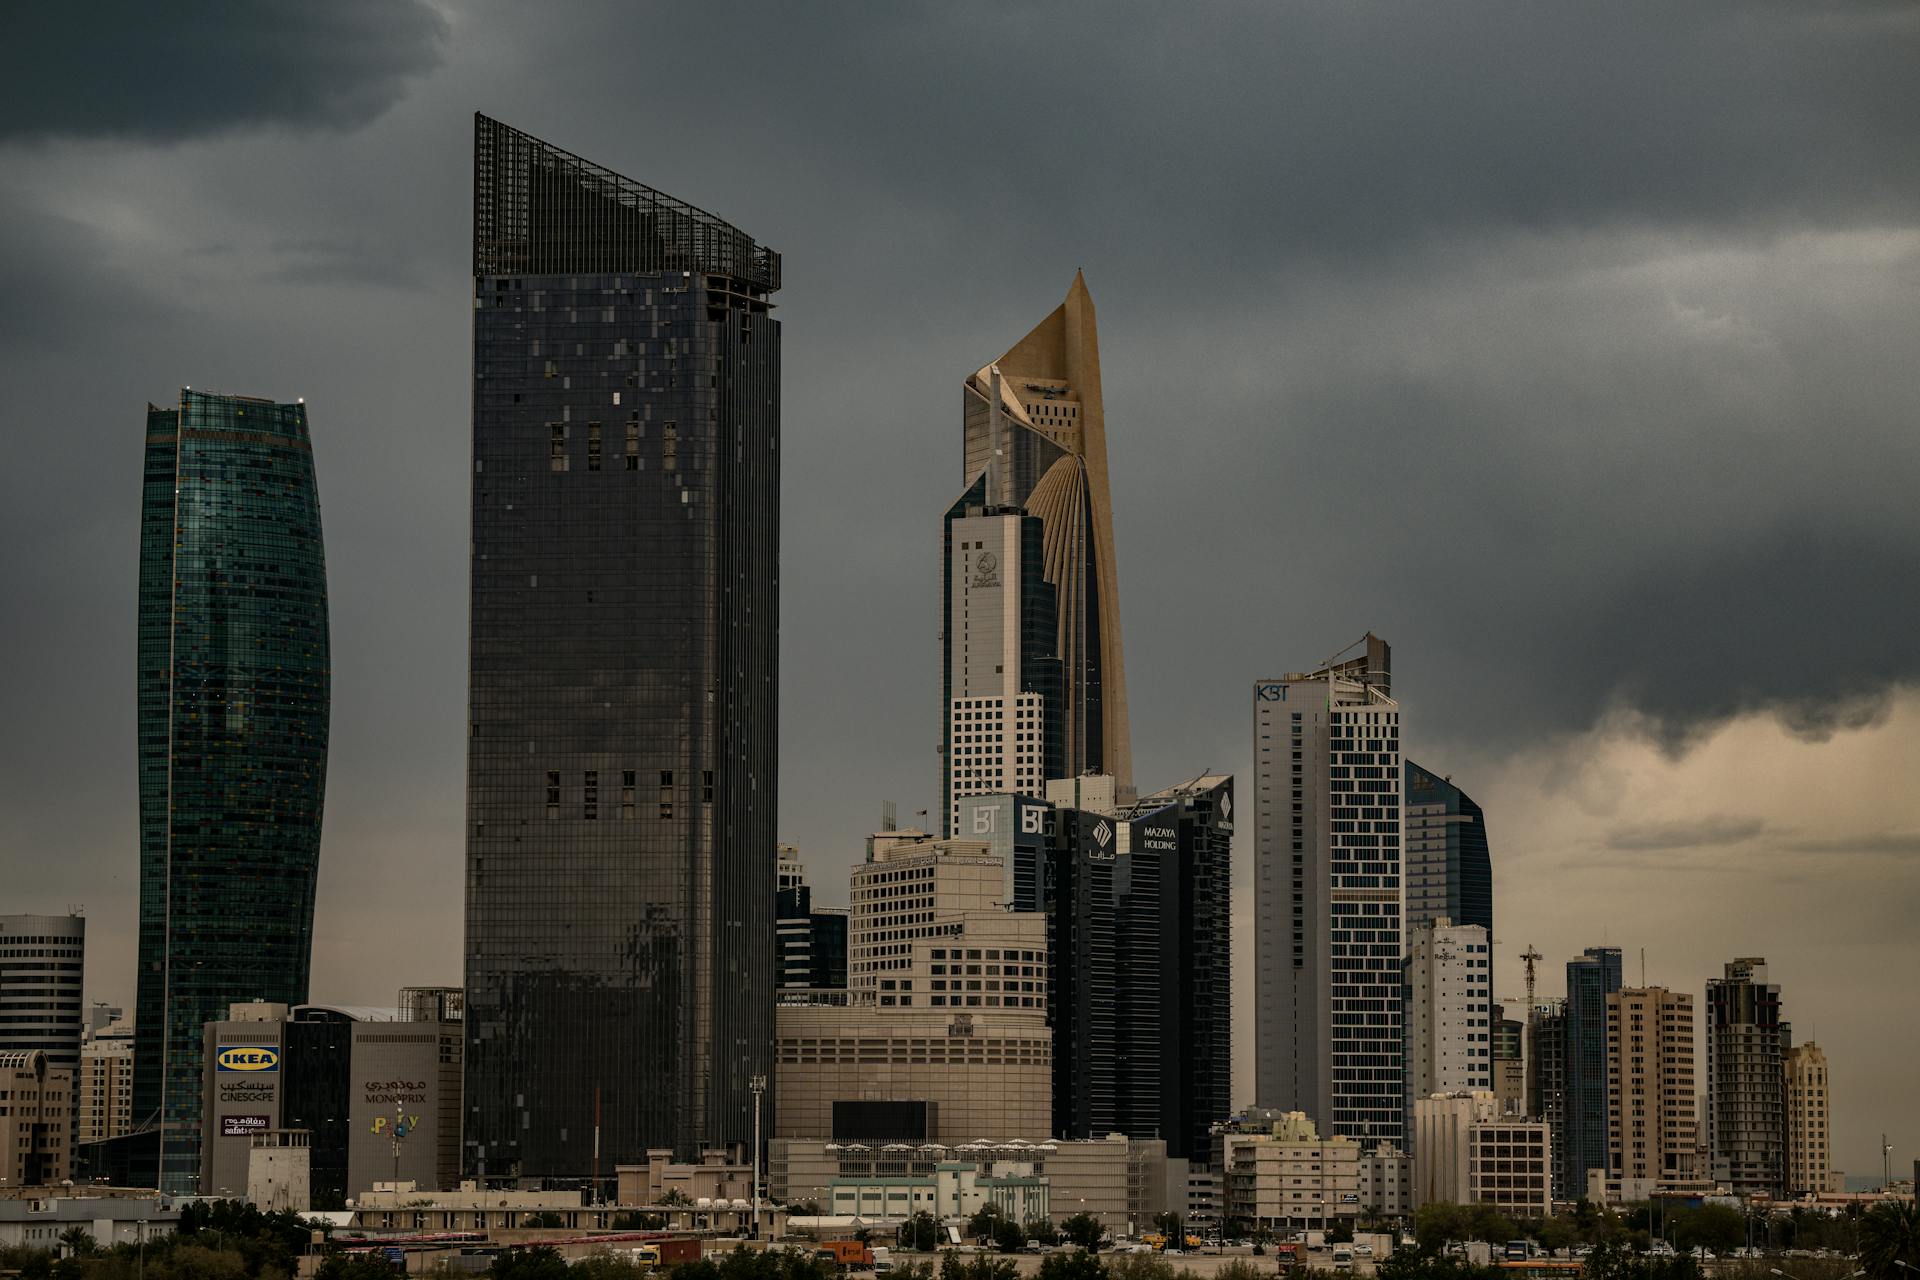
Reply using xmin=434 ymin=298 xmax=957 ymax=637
xmin=221 ymin=1114 xmax=271 ymax=1138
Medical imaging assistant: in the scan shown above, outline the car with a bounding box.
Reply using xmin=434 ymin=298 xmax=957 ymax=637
xmin=1354 ymin=1245 xmax=1374 ymax=1258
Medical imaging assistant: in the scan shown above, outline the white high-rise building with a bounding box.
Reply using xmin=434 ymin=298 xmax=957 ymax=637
xmin=1406 ymin=918 xmax=1493 ymax=1109
xmin=942 ymin=509 xmax=1055 ymax=835
xmin=1254 ymin=634 xmax=1404 ymax=1144
xmin=1784 ymin=1041 xmax=1837 ymax=1196
xmin=0 ymin=915 xmax=86 ymax=1079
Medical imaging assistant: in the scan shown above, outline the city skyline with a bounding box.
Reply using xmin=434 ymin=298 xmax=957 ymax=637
xmin=1 ymin=3 xmax=1917 ymax=1178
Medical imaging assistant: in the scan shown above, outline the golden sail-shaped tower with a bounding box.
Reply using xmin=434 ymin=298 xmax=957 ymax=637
xmin=958 ymin=272 xmax=1132 ymax=795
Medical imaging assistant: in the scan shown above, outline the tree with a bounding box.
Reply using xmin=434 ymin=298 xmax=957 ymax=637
xmin=1415 ymin=1203 xmax=1468 ymax=1251
xmin=1038 ymin=1250 xmax=1106 ymax=1280
xmin=1533 ymin=1217 xmax=1576 ymax=1254
xmin=1669 ymin=1205 xmax=1743 ymax=1256
xmin=1027 ymin=1219 xmax=1060 ymax=1247
xmin=319 ymin=1254 xmax=411 ymax=1279
xmin=968 ymin=1203 xmax=1006 ymax=1241
xmin=1375 ymin=1244 xmax=1499 ymax=1280
xmin=55 ymin=1228 xmax=94 ymax=1258
xmin=492 ymin=1247 xmax=575 ymax=1280
xmin=1328 ymin=1220 xmax=1355 ymax=1245
xmin=940 ymin=1252 xmax=1020 ymax=1280
xmin=661 ymin=1188 xmax=693 ymax=1207
xmin=993 ymin=1220 xmax=1027 ymax=1254
xmin=523 ymin=1211 xmax=568 ymax=1229
xmin=1153 ymin=1211 xmax=1183 ymax=1243
xmin=901 ymin=1211 xmax=940 ymax=1252
xmin=1107 ymin=1254 xmax=1178 ymax=1280
xmin=1861 ymin=1202 xmax=1920 ymax=1280
xmin=1462 ymin=1204 xmax=1517 ymax=1244
xmin=1059 ymin=1213 xmax=1106 ymax=1251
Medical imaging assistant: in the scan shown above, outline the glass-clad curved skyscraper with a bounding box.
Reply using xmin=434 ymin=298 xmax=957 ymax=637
xmin=134 ymin=389 xmax=330 ymax=1193
xmin=465 ymin=114 xmax=779 ymax=1181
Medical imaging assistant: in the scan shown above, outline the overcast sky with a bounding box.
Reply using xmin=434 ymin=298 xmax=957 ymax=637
xmin=2 ymin=2 xmax=1915 ymax=1177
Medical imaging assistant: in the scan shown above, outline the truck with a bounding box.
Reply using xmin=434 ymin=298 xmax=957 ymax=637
xmin=817 ymin=1240 xmax=876 ymax=1269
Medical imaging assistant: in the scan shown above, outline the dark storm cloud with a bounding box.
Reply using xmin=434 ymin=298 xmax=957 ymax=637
xmin=0 ymin=0 xmax=446 ymax=142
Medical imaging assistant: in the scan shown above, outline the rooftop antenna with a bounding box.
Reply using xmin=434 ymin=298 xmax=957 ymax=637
xmin=881 ymin=800 xmax=897 ymax=832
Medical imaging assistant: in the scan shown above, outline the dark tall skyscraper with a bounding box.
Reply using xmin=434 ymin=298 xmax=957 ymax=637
xmin=1403 ymin=763 xmax=1492 ymax=938
xmin=135 ymin=389 xmax=330 ymax=1193
xmin=1707 ymin=957 xmax=1788 ymax=1197
xmin=1527 ymin=999 xmax=1568 ymax=1195
xmin=465 ymin=115 xmax=780 ymax=1181
xmin=1560 ymin=946 xmax=1622 ymax=1197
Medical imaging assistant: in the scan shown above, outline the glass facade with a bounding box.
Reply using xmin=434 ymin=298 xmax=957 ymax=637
xmin=465 ymin=114 xmax=779 ymax=1180
xmin=1029 ymin=777 xmax=1233 ymax=1161
xmin=134 ymin=389 xmax=330 ymax=1193
xmin=1403 ymin=762 xmax=1493 ymax=939
xmin=1560 ymin=946 xmax=1622 ymax=1196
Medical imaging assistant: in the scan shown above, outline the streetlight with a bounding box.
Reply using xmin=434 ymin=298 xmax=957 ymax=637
xmin=392 ymin=1100 xmax=407 ymax=1187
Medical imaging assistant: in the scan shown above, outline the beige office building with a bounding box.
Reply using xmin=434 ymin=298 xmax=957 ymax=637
xmin=776 ymin=832 xmax=1050 ymax=1142
xmin=1606 ymin=987 xmax=1698 ymax=1183
xmin=0 ymin=1051 xmax=72 ymax=1186
xmin=1784 ymin=1042 xmax=1838 ymax=1197
xmin=1413 ymin=1091 xmax=1551 ymax=1217
xmin=1219 ymin=1111 xmax=1362 ymax=1232
xmin=77 ymin=1018 xmax=135 ymax=1146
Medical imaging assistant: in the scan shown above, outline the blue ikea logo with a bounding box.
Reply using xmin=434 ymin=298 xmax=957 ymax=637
xmin=216 ymin=1046 xmax=280 ymax=1073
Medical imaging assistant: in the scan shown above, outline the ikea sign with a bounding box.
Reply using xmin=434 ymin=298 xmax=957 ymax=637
xmin=216 ymin=1046 xmax=280 ymax=1073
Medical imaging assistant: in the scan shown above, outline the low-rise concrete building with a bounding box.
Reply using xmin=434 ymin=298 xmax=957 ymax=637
xmin=247 ymin=1130 xmax=311 ymax=1214
xmin=829 ymin=1163 xmax=1048 ymax=1225
xmin=1217 ymin=1111 xmax=1361 ymax=1233
xmin=349 ymin=1181 xmax=779 ymax=1236
xmin=1413 ymin=1092 xmax=1551 ymax=1217
xmin=1360 ymin=1142 xmax=1413 ymax=1219
xmin=769 ymin=1134 xmax=1170 ymax=1231
xmin=616 ymin=1149 xmax=753 ymax=1207
xmin=0 ymin=1195 xmax=178 ymax=1251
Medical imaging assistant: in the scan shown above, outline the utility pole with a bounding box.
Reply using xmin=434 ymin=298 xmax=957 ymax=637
xmin=750 ymin=1075 xmax=767 ymax=1239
